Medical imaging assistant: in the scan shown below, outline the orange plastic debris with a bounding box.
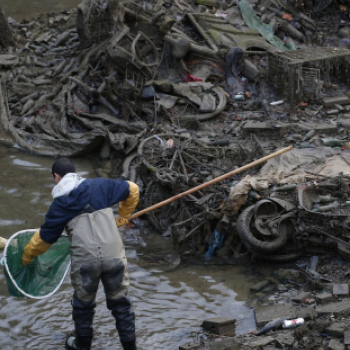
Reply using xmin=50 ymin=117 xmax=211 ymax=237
xmin=282 ymin=13 xmax=293 ymax=21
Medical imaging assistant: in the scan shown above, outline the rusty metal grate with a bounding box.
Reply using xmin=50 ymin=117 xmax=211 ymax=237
xmin=297 ymin=67 xmax=321 ymax=101
xmin=89 ymin=10 xmax=116 ymax=42
xmin=77 ymin=0 xmax=117 ymax=43
xmin=268 ymin=47 xmax=350 ymax=108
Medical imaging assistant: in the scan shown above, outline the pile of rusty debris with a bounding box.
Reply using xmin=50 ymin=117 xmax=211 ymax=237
xmin=1 ymin=0 xmax=350 ymax=265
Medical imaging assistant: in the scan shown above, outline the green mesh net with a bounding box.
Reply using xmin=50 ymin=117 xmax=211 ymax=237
xmin=1 ymin=229 xmax=71 ymax=299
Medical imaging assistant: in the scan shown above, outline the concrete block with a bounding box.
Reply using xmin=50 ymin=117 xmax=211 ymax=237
xmin=325 ymin=323 xmax=348 ymax=338
xmin=292 ymin=292 xmax=312 ymax=303
xmin=276 ymin=333 xmax=295 ymax=347
xmin=343 ymin=330 xmax=350 ymax=345
xmin=323 ymin=95 xmax=350 ymax=107
xmin=242 ymin=121 xmax=290 ymax=138
xmin=315 ymin=292 xmax=333 ymax=304
xmin=254 ymin=303 xmax=297 ymax=328
xmin=179 ymin=343 xmax=201 ymax=350
xmin=237 ymin=335 xmax=275 ymax=348
xmin=201 ymin=317 xmax=236 ymax=336
xmin=333 ymin=284 xmax=349 ymax=298
xmin=297 ymin=307 xmax=317 ymax=321
xmin=206 ymin=338 xmax=241 ymax=350
xmin=328 ymin=339 xmax=345 ymax=350
xmin=317 ymin=301 xmax=350 ymax=318
xmin=297 ymin=121 xmax=338 ymax=133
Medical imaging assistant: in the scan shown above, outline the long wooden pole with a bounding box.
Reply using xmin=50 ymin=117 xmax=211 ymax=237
xmin=128 ymin=146 xmax=292 ymax=220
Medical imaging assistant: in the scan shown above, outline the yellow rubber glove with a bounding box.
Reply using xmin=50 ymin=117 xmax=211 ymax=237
xmin=22 ymin=230 xmax=52 ymax=266
xmin=117 ymin=181 xmax=139 ymax=221
xmin=116 ymin=215 xmax=129 ymax=228
xmin=0 ymin=237 xmax=8 ymax=249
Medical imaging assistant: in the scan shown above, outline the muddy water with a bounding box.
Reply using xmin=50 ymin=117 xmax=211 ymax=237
xmin=1 ymin=0 xmax=80 ymax=21
xmin=0 ymin=134 xmax=266 ymax=349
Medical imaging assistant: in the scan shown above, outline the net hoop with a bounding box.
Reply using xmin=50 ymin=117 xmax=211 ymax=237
xmin=2 ymin=229 xmax=71 ymax=300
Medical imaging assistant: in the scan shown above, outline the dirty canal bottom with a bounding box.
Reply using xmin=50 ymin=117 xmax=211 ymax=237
xmin=0 ymin=135 xmax=260 ymax=349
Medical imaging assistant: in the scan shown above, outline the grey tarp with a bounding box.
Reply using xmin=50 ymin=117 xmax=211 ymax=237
xmin=154 ymin=82 xmax=227 ymax=121
xmin=171 ymin=83 xmax=217 ymax=112
xmin=223 ymin=147 xmax=349 ymax=217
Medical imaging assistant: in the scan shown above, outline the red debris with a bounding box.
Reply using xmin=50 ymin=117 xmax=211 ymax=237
xmin=182 ymin=73 xmax=203 ymax=82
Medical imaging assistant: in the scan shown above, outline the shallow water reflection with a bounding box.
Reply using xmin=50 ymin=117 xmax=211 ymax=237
xmin=0 ymin=137 xmax=262 ymax=349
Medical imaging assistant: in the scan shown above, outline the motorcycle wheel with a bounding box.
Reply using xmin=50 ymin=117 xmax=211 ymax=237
xmin=237 ymin=205 xmax=288 ymax=254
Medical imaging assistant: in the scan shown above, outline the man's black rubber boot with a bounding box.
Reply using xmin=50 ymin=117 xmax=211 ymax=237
xmin=70 ymin=296 xmax=95 ymax=350
xmin=66 ymin=335 xmax=91 ymax=350
xmin=107 ymin=297 xmax=135 ymax=341
xmin=121 ymin=337 xmax=137 ymax=350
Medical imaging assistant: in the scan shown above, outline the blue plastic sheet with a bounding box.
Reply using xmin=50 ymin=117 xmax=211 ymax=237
xmin=206 ymin=230 xmax=225 ymax=259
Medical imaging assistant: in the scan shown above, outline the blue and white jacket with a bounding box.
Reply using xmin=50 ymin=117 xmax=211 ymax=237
xmin=40 ymin=174 xmax=129 ymax=244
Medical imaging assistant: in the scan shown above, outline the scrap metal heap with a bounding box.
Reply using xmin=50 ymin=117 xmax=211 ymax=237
xmin=1 ymin=0 xmax=350 ymax=263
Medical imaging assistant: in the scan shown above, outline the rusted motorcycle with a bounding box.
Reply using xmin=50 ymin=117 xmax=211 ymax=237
xmin=237 ymin=176 xmax=350 ymax=262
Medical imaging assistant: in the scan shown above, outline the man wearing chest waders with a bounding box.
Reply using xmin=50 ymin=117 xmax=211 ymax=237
xmin=21 ymin=157 xmax=139 ymax=350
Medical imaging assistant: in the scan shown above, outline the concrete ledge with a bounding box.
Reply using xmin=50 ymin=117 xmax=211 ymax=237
xmin=243 ymin=121 xmax=290 ymax=138
xmin=254 ymin=303 xmax=297 ymax=327
xmin=316 ymin=301 xmax=350 ymax=318
xmin=323 ymin=96 xmax=350 ymax=107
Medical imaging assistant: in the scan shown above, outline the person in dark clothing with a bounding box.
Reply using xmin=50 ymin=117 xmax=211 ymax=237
xmin=22 ymin=158 xmax=139 ymax=350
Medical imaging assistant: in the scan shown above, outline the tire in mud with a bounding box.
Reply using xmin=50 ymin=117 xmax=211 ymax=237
xmin=237 ymin=205 xmax=288 ymax=254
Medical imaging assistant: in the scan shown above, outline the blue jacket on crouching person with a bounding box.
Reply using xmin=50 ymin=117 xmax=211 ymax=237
xmin=40 ymin=177 xmax=129 ymax=244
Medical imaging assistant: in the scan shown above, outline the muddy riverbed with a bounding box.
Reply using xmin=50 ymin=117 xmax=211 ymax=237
xmin=0 ymin=133 xmax=260 ymax=349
